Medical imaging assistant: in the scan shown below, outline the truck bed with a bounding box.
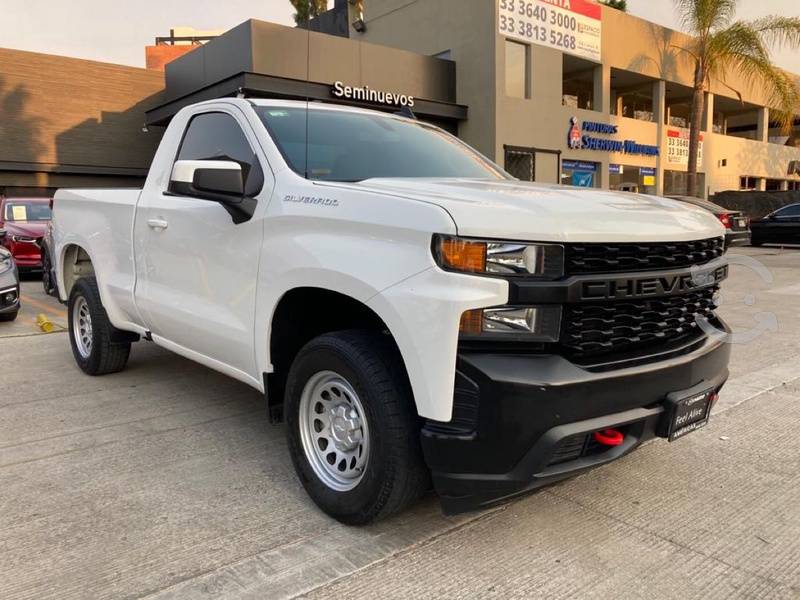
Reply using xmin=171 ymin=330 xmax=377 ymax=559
xmin=53 ymin=188 xmax=143 ymax=331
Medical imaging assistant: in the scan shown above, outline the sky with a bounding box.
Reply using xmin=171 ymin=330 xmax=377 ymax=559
xmin=0 ymin=0 xmax=797 ymax=73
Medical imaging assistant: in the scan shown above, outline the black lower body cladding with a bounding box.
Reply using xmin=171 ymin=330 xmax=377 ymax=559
xmin=422 ymin=324 xmax=731 ymax=515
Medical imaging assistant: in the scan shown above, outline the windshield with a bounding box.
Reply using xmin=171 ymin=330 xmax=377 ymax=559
xmin=3 ymin=201 xmax=51 ymax=222
xmin=257 ymin=107 xmax=507 ymax=182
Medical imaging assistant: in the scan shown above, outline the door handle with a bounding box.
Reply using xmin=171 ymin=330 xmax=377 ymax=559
xmin=147 ymin=218 xmax=168 ymax=231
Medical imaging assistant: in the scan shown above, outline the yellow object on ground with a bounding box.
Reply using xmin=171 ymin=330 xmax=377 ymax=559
xmin=36 ymin=313 xmax=55 ymax=333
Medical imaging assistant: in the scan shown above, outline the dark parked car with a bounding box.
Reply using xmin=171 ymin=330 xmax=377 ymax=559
xmin=0 ymin=245 xmax=20 ymax=322
xmin=39 ymin=218 xmax=58 ymax=297
xmin=0 ymin=197 xmax=52 ymax=270
xmin=668 ymin=195 xmax=750 ymax=247
xmin=750 ymin=203 xmax=800 ymax=247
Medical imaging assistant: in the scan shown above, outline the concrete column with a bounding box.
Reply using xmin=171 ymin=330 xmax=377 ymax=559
xmin=757 ymin=177 xmax=767 ymax=191
xmin=653 ymin=80 xmax=666 ymax=124
xmin=594 ymin=64 xmax=611 ymax=114
xmin=780 ymin=180 xmax=789 ymax=191
xmin=703 ymin=92 xmax=715 ymax=132
xmin=653 ymin=80 xmax=666 ymax=195
xmin=757 ymin=107 xmax=769 ymax=142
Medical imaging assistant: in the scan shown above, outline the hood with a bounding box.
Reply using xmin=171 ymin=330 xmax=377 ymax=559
xmin=329 ymin=178 xmax=725 ymax=243
xmin=4 ymin=221 xmax=47 ymax=238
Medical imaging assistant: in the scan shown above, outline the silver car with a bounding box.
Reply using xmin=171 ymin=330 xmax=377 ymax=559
xmin=0 ymin=243 xmax=20 ymax=322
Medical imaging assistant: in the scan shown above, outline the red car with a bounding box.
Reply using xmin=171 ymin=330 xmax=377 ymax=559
xmin=0 ymin=197 xmax=52 ymax=270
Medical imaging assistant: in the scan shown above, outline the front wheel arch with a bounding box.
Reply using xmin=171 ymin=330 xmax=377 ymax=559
xmin=267 ymin=287 xmax=416 ymax=421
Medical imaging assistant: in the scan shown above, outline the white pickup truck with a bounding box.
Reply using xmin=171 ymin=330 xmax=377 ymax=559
xmin=53 ymin=98 xmax=731 ymax=524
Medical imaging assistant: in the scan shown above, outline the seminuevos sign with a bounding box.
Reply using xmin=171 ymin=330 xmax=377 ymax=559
xmin=568 ymin=116 xmax=659 ymax=156
xmin=499 ymin=0 xmax=601 ymax=62
xmin=332 ymin=81 xmax=415 ymax=108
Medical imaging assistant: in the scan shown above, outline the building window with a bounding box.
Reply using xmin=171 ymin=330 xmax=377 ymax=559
xmin=505 ymin=146 xmax=534 ymax=181
xmin=765 ymin=179 xmax=783 ymax=191
xmin=609 ymin=165 xmax=657 ymax=195
xmin=561 ymin=160 xmax=599 ymax=187
xmin=505 ymin=40 xmax=529 ymax=99
xmin=664 ymin=170 xmax=706 ymax=197
xmin=562 ymin=55 xmax=595 ymax=111
xmin=787 ymin=181 xmax=800 ymax=191
xmin=610 ymin=69 xmax=655 ymax=122
xmin=739 ymin=176 xmax=759 ymax=190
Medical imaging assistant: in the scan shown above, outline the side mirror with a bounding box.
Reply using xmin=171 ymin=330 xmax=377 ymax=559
xmin=169 ymin=160 xmax=244 ymax=202
xmin=0 ymin=228 xmax=6 ymax=240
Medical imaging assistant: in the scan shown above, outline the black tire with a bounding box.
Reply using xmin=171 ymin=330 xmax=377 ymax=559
xmin=41 ymin=246 xmax=56 ymax=296
xmin=750 ymin=238 xmax=763 ymax=247
xmin=68 ymin=277 xmax=131 ymax=375
xmin=285 ymin=330 xmax=429 ymax=525
xmin=0 ymin=310 xmax=18 ymax=322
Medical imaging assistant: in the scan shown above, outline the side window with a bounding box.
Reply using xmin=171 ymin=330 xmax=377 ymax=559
xmin=176 ymin=112 xmax=264 ymax=197
xmin=774 ymin=205 xmax=800 ymax=218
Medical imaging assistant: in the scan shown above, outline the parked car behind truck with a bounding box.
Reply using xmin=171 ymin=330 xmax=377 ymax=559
xmin=52 ymin=99 xmax=731 ymax=523
xmin=667 ymin=195 xmax=750 ymax=247
xmin=750 ymin=202 xmax=800 ymax=246
xmin=0 ymin=196 xmax=52 ymax=270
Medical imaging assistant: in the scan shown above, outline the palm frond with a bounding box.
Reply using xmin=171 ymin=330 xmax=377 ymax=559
xmin=674 ymin=0 xmax=738 ymax=35
xmin=748 ymin=16 xmax=800 ymax=49
xmin=709 ymin=43 xmax=800 ymax=130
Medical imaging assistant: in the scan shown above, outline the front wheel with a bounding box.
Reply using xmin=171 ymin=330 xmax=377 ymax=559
xmin=68 ymin=277 xmax=131 ymax=375
xmin=285 ymin=330 xmax=429 ymax=525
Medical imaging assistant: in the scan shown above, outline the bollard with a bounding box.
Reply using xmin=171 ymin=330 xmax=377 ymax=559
xmin=36 ymin=313 xmax=55 ymax=333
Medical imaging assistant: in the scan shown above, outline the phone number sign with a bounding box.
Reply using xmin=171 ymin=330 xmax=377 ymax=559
xmin=499 ymin=0 xmax=602 ymax=62
xmin=666 ymin=127 xmax=703 ymax=166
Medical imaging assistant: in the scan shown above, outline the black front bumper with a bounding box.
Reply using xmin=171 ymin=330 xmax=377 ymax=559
xmin=422 ymin=327 xmax=731 ymax=515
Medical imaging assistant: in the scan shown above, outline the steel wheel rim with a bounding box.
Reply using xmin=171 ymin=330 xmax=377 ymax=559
xmin=72 ymin=296 xmax=92 ymax=358
xmin=298 ymin=370 xmax=370 ymax=491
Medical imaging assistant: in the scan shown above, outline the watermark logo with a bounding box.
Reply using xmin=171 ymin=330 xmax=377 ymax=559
xmin=693 ymin=253 xmax=778 ymax=344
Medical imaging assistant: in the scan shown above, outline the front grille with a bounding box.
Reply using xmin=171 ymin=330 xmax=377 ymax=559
xmin=565 ymin=237 xmax=724 ymax=275
xmin=561 ymin=286 xmax=718 ymax=357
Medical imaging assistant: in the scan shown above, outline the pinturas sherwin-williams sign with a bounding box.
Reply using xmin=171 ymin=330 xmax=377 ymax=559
xmin=332 ymin=81 xmax=415 ymax=107
xmin=499 ymin=0 xmax=601 ymax=62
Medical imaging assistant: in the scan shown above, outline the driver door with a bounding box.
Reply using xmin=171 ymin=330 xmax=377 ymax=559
xmin=134 ymin=110 xmax=273 ymax=380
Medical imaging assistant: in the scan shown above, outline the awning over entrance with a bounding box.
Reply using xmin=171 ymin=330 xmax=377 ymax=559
xmin=145 ymin=19 xmax=468 ymax=127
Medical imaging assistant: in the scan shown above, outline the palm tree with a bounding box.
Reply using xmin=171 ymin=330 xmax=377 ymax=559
xmin=601 ymin=0 xmax=627 ymax=11
xmin=290 ymin=0 xmax=329 ymax=25
xmin=673 ymin=0 xmax=800 ymax=197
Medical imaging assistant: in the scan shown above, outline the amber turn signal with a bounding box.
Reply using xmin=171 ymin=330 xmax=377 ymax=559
xmin=459 ymin=309 xmax=483 ymax=334
xmin=438 ymin=237 xmax=487 ymax=273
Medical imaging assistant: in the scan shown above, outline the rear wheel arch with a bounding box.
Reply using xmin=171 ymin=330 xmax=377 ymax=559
xmin=61 ymin=244 xmax=96 ymax=299
xmin=267 ymin=287 xmax=416 ymax=420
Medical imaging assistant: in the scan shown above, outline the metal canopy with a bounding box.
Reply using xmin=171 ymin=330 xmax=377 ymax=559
xmin=145 ymin=72 xmax=468 ymax=126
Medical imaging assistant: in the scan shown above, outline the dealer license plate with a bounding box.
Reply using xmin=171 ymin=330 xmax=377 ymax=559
xmin=666 ymin=389 xmax=713 ymax=441
xmin=736 ymin=218 xmax=747 ymax=228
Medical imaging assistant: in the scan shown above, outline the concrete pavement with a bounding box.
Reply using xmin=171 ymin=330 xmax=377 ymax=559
xmin=1 ymin=247 xmax=799 ymax=599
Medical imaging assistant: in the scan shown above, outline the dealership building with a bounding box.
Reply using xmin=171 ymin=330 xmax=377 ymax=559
xmin=1 ymin=0 xmax=799 ymax=199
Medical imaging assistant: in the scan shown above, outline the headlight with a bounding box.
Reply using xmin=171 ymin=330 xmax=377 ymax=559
xmin=433 ymin=235 xmax=564 ymax=279
xmin=11 ymin=235 xmax=37 ymax=244
xmin=459 ymin=305 xmax=562 ymax=341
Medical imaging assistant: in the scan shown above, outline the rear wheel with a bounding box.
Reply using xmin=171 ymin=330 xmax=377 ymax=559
xmin=285 ymin=330 xmax=429 ymax=524
xmin=68 ymin=277 xmax=131 ymax=375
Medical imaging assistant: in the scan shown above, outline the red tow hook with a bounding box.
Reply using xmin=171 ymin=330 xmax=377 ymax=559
xmin=593 ymin=428 xmax=624 ymax=447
